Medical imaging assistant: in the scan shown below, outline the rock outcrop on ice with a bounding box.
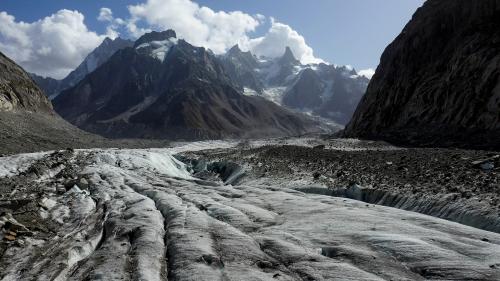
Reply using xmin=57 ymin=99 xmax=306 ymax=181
xmin=344 ymin=0 xmax=500 ymax=149
xmin=53 ymin=30 xmax=326 ymax=140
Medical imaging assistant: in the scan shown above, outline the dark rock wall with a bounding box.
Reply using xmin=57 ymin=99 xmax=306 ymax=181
xmin=345 ymin=0 xmax=500 ymax=149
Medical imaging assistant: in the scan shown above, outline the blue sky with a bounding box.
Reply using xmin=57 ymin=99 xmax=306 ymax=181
xmin=0 ymin=0 xmax=424 ymax=78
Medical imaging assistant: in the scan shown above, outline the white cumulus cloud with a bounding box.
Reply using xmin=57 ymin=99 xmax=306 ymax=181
xmin=125 ymin=0 xmax=260 ymax=54
xmin=358 ymin=68 xmax=375 ymax=79
xmin=242 ymin=18 xmax=323 ymax=64
xmin=120 ymin=0 xmax=322 ymax=64
xmin=0 ymin=10 xmax=110 ymax=79
xmin=0 ymin=0 xmax=328 ymax=79
xmin=98 ymin=7 xmax=122 ymax=39
xmin=97 ymin=7 xmax=113 ymax=22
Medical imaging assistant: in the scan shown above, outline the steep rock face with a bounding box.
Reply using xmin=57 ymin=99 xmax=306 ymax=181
xmin=268 ymin=47 xmax=302 ymax=86
xmin=282 ymin=68 xmax=324 ymax=109
xmin=220 ymin=45 xmax=264 ymax=94
xmin=344 ymin=0 xmax=500 ymax=149
xmin=313 ymin=65 xmax=369 ymax=125
xmin=54 ymin=31 xmax=323 ymax=139
xmin=0 ymin=52 xmax=52 ymax=113
xmin=31 ymin=37 xmax=133 ymax=99
xmin=285 ymin=64 xmax=369 ymax=124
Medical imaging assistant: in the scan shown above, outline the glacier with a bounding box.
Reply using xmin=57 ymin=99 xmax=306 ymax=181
xmin=0 ymin=141 xmax=499 ymax=280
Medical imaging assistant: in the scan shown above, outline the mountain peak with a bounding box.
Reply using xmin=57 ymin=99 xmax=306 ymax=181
xmin=227 ymin=44 xmax=256 ymax=58
xmin=102 ymin=37 xmax=113 ymax=44
xmin=228 ymin=44 xmax=242 ymax=54
xmin=279 ymin=46 xmax=299 ymax=65
xmin=134 ymin=30 xmax=177 ymax=48
xmin=224 ymin=44 xmax=258 ymax=68
xmin=99 ymin=37 xmax=132 ymax=50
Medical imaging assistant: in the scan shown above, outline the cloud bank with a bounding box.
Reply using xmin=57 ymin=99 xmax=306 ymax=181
xmin=125 ymin=0 xmax=260 ymax=55
xmin=113 ymin=0 xmax=322 ymax=63
xmin=0 ymin=0 xmax=347 ymax=78
xmin=0 ymin=10 xmax=109 ymax=78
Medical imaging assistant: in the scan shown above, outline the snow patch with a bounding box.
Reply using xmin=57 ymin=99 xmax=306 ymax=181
xmin=243 ymin=87 xmax=258 ymax=96
xmin=136 ymin=38 xmax=178 ymax=62
xmin=93 ymin=149 xmax=193 ymax=179
xmin=262 ymin=87 xmax=287 ymax=104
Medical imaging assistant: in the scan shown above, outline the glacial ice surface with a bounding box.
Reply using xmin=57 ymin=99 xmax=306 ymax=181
xmin=1 ymin=141 xmax=499 ymax=280
xmin=0 ymin=152 xmax=48 ymax=177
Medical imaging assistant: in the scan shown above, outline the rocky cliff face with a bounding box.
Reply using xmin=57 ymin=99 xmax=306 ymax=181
xmin=282 ymin=68 xmax=324 ymax=109
xmin=220 ymin=45 xmax=264 ymax=94
xmin=53 ymin=30 xmax=324 ymax=139
xmin=344 ymin=0 xmax=500 ymax=149
xmin=0 ymin=52 xmax=52 ymax=113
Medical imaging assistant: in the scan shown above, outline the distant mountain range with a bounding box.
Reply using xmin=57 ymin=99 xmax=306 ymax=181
xmin=221 ymin=45 xmax=369 ymax=125
xmin=32 ymin=31 xmax=369 ymax=128
xmin=24 ymin=27 xmax=371 ymax=140
xmin=52 ymin=30 xmax=328 ymax=139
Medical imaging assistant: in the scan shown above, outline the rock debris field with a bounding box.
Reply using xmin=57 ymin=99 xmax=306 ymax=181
xmin=0 ymin=140 xmax=499 ymax=281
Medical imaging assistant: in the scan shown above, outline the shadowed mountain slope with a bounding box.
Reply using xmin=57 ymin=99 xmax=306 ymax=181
xmin=344 ymin=0 xmax=500 ymax=149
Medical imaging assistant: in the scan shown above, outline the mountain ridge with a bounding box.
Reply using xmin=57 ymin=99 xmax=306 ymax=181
xmin=220 ymin=45 xmax=369 ymax=125
xmin=53 ymin=30 xmax=327 ymax=140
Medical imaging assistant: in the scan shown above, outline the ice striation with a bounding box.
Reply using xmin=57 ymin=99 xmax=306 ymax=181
xmin=0 ymin=141 xmax=499 ymax=280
